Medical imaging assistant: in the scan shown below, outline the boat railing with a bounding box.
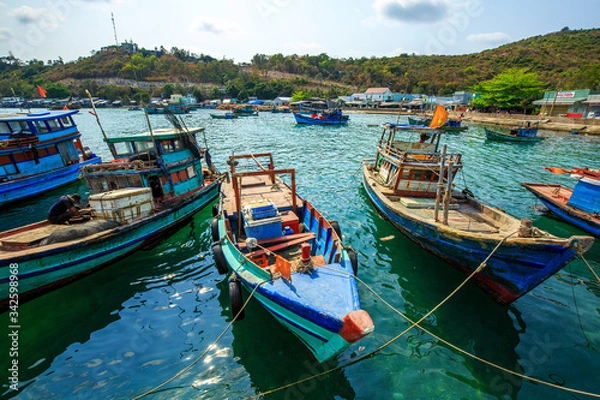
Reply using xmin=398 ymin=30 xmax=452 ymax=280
xmin=379 ymin=142 xmax=462 ymax=165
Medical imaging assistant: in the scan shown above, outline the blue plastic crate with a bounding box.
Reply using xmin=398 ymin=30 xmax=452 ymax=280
xmin=249 ymin=202 xmax=278 ymax=220
xmin=245 ymin=216 xmax=283 ymax=240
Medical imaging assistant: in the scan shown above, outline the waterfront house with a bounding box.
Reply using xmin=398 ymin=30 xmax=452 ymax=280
xmin=583 ymin=95 xmax=600 ymax=118
xmin=534 ymin=90 xmax=600 ymax=117
xmin=365 ymin=87 xmax=392 ymax=102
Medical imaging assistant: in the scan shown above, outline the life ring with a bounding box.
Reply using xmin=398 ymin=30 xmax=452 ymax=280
xmin=211 ymin=242 xmax=229 ymax=274
xmin=347 ymin=248 xmax=358 ymax=276
xmin=211 ymin=217 xmax=220 ymax=242
xmin=229 ymin=277 xmax=245 ymax=321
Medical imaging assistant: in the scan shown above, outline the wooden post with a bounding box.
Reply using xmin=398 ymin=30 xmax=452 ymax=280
xmin=434 ymin=145 xmax=446 ymax=222
xmin=443 ymin=161 xmax=454 ymax=225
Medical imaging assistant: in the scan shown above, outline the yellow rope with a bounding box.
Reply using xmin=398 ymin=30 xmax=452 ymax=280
xmin=580 ymin=254 xmax=600 ymax=283
xmin=247 ymin=231 xmax=600 ymax=399
xmin=132 ymin=279 xmax=268 ymax=400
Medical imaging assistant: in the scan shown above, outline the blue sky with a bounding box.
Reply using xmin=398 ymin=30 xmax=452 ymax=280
xmin=0 ymin=0 xmax=597 ymax=63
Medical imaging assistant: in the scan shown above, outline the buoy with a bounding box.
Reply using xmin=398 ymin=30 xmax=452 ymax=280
xmin=301 ymin=243 xmax=311 ymax=264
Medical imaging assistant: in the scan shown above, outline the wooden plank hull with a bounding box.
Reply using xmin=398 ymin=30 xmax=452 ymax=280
xmin=0 ymin=156 xmax=101 ymax=206
xmin=0 ymin=181 xmax=220 ymax=307
xmin=362 ymin=160 xmax=592 ymax=304
xmin=521 ymin=182 xmax=600 ymax=237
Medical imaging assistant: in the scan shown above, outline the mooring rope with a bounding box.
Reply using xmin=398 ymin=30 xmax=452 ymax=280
xmin=246 ymin=231 xmax=600 ymax=399
xmin=580 ymin=254 xmax=600 ymax=283
xmin=132 ymin=279 xmax=269 ymax=400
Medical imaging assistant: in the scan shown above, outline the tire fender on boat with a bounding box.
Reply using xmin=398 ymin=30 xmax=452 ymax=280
xmin=211 ymin=217 xmax=220 ymax=242
xmin=228 ymin=277 xmax=245 ymax=321
xmin=212 ymin=203 xmax=219 ymax=217
xmin=330 ymin=220 xmax=342 ymax=239
xmin=211 ymin=242 xmax=229 ymax=274
xmin=347 ymin=248 xmax=358 ymax=276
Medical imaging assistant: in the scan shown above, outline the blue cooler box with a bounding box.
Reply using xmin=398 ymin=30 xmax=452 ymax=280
xmin=244 ymin=216 xmax=282 ymax=240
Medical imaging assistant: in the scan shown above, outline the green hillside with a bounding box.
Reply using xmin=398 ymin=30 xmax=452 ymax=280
xmin=0 ymin=27 xmax=598 ymax=102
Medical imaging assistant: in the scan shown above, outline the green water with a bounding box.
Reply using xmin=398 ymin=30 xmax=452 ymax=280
xmin=1 ymin=109 xmax=599 ymax=399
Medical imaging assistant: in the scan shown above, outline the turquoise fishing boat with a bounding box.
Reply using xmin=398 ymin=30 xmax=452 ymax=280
xmin=210 ymin=112 xmax=238 ymax=119
xmin=362 ymin=123 xmax=594 ymax=304
xmin=484 ymin=126 xmax=543 ymax=142
xmin=0 ymin=110 xmax=101 ymax=206
xmin=211 ymin=153 xmax=373 ymax=362
xmin=0 ymin=124 xmax=221 ymax=308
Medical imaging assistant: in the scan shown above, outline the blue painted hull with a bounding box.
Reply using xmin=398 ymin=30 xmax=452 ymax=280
xmin=522 ymin=183 xmax=600 ymax=237
xmin=484 ymin=128 xmax=543 ymax=142
xmin=0 ymin=156 xmax=102 ymax=206
xmin=362 ymin=161 xmax=586 ymax=304
xmin=0 ymin=181 xmax=220 ymax=305
xmin=293 ymin=112 xmax=348 ymax=125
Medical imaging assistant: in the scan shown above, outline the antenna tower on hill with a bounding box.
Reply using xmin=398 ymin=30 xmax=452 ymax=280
xmin=111 ymin=12 xmax=119 ymax=46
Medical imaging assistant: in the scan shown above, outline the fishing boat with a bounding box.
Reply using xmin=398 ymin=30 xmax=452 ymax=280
xmin=293 ymin=109 xmax=349 ymax=125
xmin=407 ymin=116 xmax=431 ymax=126
xmin=0 ymin=122 xmax=222 ymax=308
xmin=0 ymin=110 xmax=101 ymax=207
xmin=442 ymin=119 xmax=468 ymax=133
xmin=211 ymin=153 xmax=373 ymax=362
xmin=210 ymin=113 xmax=238 ymax=119
xmin=233 ymin=104 xmax=258 ymax=116
xmin=522 ymin=167 xmax=600 ymax=237
xmin=484 ymin=126 xmax=543 ymax=142
xmin=361 ymin=122 xmax=594 ymax=304
xmin=145 ymin=102 xmax=190 ymax=115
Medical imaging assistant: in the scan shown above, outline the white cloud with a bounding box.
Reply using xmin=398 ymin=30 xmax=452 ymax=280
xmin=467 ymin=32 xmax=510 ymax=45
xmin=373 ymin=0 xmax=449 ymax=24
xmin=189 ymin=17 xmax=242 ymax=35
xmin=9 ymin=6 xmax=48 ymax=24
xmin=283 ymin=42 xmax=324 ymax=54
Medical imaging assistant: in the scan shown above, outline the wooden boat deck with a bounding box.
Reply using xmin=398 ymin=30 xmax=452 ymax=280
xmin=406 ymin=203 xmax=506 ymax=234
xmin=523 ymin=183 xmax=572 ymax=204
xmin=221 ymin=174 xmax=303 ymax=216
xmin=0 ymin=224 xmax=66 ymax=250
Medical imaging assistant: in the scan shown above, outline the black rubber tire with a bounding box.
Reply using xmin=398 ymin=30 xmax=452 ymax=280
xmin=229 ymin=278 xmax=245 ymax=321
xmin=211 ymin=217 xmax=220 ymax=242
xmin=330 ymin=220 xmax=342 ymax=238
xmin=211 ymin=242 xmax=229 ymax=274
xmin=212 ymin=202 xmax=219 ymax=217
xmin=347 ymin=248 xmax=358 ymax=276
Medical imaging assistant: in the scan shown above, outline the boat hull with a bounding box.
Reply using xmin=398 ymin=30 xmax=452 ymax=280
xmin=484 ymin=128 xmax=543 ymax=142
xmin=0 ymin=156 xmax=102 ymax=206
xmin=0 ymin=181 xmax=220 ymax=307
xmin=362 ymin=161 xmax=586 ymax=304
xmin=522 ymin=183 xmax=600 ymax=237
xmin=293 ymin=113 xmax=348 ymax=125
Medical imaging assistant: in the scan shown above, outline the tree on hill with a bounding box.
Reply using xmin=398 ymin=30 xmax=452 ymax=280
xmin=471 ymin=68 xmax=545 ymax=111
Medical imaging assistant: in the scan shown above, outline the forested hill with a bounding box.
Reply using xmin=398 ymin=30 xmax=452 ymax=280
xmin=0 ymin=27 xmax=599 ymax=101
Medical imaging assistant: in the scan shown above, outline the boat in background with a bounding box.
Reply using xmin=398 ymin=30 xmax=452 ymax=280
xmin=0 ymin=122 xmax=222 ymax=308
xmin=0 ymin=110 xmax=101 ymax=206
xmin=362 ymin=122 xmax=594 ymax=304
xmin=408 ymin=116 xmax=432 ymax=126
xmin=442 ymin=119 xmax=468 ymax=132
xmin=522 ymin=167 xmax=600 ymax=237
xmin=293 ymin=109 xmax=349 ymax=125
xmin=145 ymin=101 xmax=190 ymax=114
xmin=210 ymin=112 xmax=238 ymax=119
xmin=211 ymin=152 xmax=373 ymax=362
xmin=485 ymin=125 xmax=543 ymax=142
xmin=233 ymin=104 xmax=258 ymax=116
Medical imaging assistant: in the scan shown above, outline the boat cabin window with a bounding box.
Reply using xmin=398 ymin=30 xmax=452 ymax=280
xmin=60 ymin=116 xmax=73 ymax=128
xmin=134 ymin=141 xmax=155 ymax=153
xmin=114 ymin=142 xmax=135 ymax=156
xmin=0 ymin=122 xmax=10 ymax=134
xmin=47 ymin=119 xmax=61 ymax=131
xmin=8 ymin=121 xmax=32 ymax=134
xmin=34 ymin=120 xmax=49 ymax=133
xmin=160 ymin=139 xmax=184 ymax=153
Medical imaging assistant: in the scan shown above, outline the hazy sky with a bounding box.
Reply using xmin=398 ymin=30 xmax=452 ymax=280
xmin=0 ymin=0 xmax=597 ymax=63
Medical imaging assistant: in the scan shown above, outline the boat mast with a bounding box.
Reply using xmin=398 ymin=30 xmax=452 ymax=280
xmin=434 ymin=145 xmax=447 ymax=222
xmin=85 ymin=90 xmax=117 ymax=159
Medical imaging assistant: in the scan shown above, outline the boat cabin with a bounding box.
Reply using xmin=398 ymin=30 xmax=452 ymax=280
xmin=83 ymin=128 xmax=207 ymax=203
xmin=0 ymin=110 xmax=94 ymax=181
xmin=374 ymin=124 xmax=462 ymax=198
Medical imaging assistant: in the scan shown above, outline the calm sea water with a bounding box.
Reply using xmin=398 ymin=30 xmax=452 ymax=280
xmin=1 ymin=108 xmax=599 ymax=399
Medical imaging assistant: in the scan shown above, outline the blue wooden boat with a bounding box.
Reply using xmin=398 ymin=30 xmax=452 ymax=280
xmin=0 ymin=110 xmax=101 ymax=207
xmin=233 ymin=105 xmax=258 ymax=116
xmin=211 ymin=153 xmax=373 ymax=362
xmin=442 ymin=119 xmax=468 ymax=132
xmin=293 ymin=109 xmax=349 ymax=125
xmin=0 ymin=126 xmax=221 ymax=308
xmin=522 ymin=167 xmax=600 ymax=237
xmin=484 ymin=126 xmax=543 ymax=142
xmin=210 ymin=113 xmax=238 ymax=119
xmin=362 ymin=123 xmax=594 ymax=304
xmin=407 ymin=116 xmax=431 ymax=126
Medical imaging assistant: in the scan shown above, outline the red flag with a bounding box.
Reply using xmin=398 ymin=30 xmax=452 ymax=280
xmin=36 ymin=85 xmax=47 ymax=98
xmin=62 ymin=105 xmax=69 ymax=110
xmin=429 ymin=104 xmax=449 ymax=129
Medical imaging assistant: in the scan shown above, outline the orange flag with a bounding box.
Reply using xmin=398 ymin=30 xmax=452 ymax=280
xmin=544 ymin=167 xmax=571 ymax=174
xmin=36 ymin=85 xmax=47 ymax=98
xmin=429 ymin=104 xmax=449 ymax=129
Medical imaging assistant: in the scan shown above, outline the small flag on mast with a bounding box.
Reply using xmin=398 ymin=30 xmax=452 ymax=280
xmin=429 ymin=104 xmax=449 ymax=129
xmin=36 ymin=85 xmax=47 ymax=98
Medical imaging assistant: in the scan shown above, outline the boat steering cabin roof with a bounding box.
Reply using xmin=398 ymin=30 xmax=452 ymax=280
xmin=0 ymin=110 xmax=79 ymax=121
xmin=105 ymin=127 xmax=204 ymax=143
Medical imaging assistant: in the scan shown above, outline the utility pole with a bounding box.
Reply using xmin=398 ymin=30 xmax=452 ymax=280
xmin=111 ymin=13 xmax=119 ymax=46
